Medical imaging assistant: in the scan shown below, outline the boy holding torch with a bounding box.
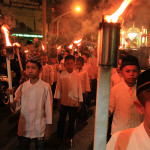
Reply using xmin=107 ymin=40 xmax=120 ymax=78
xmin=7 ymin=53 xmax=53 ymax=150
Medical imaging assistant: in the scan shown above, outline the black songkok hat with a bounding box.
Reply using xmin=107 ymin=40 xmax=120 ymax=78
xmin=120 ymin=55 xmax=140 ymax=70
xmin=27 ymin=53 xmax=41 ymax=65
xmin=137 ymin=69 xmax=150 ymax=95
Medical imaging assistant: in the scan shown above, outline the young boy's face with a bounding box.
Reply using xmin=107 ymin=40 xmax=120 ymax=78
xmin=65 ymin=59 xmax=75 ymax=73
xmin=121 ymin=65 xmax=139 ymax=87
xmin=26 ymin=62 xmax=41 ymax=79
xmin=76 ymin=60 xmax=83 ymax=70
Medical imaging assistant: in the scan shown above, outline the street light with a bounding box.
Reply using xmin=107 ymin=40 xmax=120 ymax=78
xmin=51 ymin=6 xmax=82 ymax=42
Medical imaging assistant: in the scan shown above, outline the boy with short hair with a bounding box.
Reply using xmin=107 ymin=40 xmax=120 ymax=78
xmin=54 ymin=55 xmax=83 ymax=147
xmin=75 ymin=56 xmax=91 ymax=121
xmin=8 ymin=53 xmax=53 ymax=150
xmin=41 ymin=53 xmax=54 ymax=86
xmin=107 ymin=69 xmax=150 ymax=150
xmin=109 ymin=55 xmax=143 ymax=135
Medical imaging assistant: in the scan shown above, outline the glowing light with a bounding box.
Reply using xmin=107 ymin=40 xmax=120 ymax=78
xmin=1 ymin=26 xmax=12 ymax=46
xmin=24 ymin=50 xmax=29 ymax=53
xmin=13 ymin=42 xmax=21 ymax=47
xmin=68 ymin=43 xmax=73 ymax=49
xmin=57 ymin=46 xmax=61 ymax=50
xmin=75 ymin=6 xmax=81 ymax=12
xmin=42 ymin=44 xmax=45 ymax=51
xmin=105 ymin=0 xmax=132 ymax=23
xmin=128 ymin=33 xmax=138 ymax=40
xmin=74 ymin=38 xmax=82 ymax=44
xmin=11 ymin=33 xmax=43 ymax=38
xmin=77 ymin=43 xmax=81 ymax=46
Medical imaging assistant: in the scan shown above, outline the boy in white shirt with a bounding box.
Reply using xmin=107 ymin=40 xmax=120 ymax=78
xmin=109 ymin=55 xmax=143 ymax=135
xmin=107 ymin=69 xmax=150 ymax=150
xmin=8 ymin=53 xmax=53 ymax=150
xmin=54 ymin=55 xmax=83 ymax=147
xmin=41 ymin=53 xmax=54 ymax=86
xmin=75 ymin=56 xmax=91 ymax=121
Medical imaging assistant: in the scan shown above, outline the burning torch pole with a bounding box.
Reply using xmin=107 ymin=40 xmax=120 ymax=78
xmin=1 ymin=26 xmax=14 ymax=103
xmin=93 ymin=1 xmax=132 ymax=149
xmin=13 ymin=43 xmax=23 ymax=71
xmin=94 ymin=19 xmax=120 ymax=150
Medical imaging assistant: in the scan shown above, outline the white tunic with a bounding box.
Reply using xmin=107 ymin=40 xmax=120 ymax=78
xmin=75 ymin=68 xmax=91 ymax=93
xmin=109 ymin=80 xmax=143 ymax=134
xmin=107 ymin=123 xmax=150 ymax=150
xmin=14 ymin=79 xmax=53 ymax=138
xmin=41 ymin=63 xmax=54 ymax=85
xmin=54 ymin=71 xmax=83 ymax=107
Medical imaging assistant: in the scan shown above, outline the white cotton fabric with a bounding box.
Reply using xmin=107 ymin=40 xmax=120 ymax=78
xmin=41 ymin=63 xmax=54 ymax=85
xmin=14 ymin=79 xmax=53 ymax=138
xmin=109 ymin=80 xmax=143 ymax=134
xmin=106 ymin=123 xmax=150 ymax=150
xmin=54 ymin=71 xmax=83 ymax=107
xmin=75 ymin=68 xmax=91 ymax=93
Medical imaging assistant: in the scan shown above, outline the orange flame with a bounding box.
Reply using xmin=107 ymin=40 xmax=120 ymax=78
xmin=74 ymin=39 xmax=82 ymax=44
xmin=1 ymin=26 xmax=12 ymax=46
xmin=68 ymin=43 xmax=73 ymax=49
xmin=13 ymin=42 xmax=21 ymax=47
xmin=77 ymin=43 xmax=81 ymax=46
xmin=42 ymin=44 xmax=45 ymax=51
xmin=105 ymin=0 xmax=132 ymax=23
xmin=57 ymin=46 xmax=61 ymax=50
xmin=24 ymin=50 xmax=29 ymax=53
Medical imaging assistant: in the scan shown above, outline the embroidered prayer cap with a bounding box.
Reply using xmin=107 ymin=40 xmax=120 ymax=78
xmin=137 ymin=69 xmax=150 ymax=95
xmin=27 ymin=53 xmax=41 ymax=65
xmin=120 ymin=55 xmax=140 ymax=70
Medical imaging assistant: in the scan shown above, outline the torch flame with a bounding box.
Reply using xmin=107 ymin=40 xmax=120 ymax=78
xmin=77 ymin=43 xmax=81 ymax=46
xmin=74 ymin=38 xmax=82 ymax=44
xmin=24 ymin=50 xmax=29 ymax=53
xmin=1 ymin=26 xmax=12 ymax=46
xmin=13 ymin=42 xmax=21 ymax=47
xmin=42 ymin=44 xmax=45 ymax=51
xmin=68 ymin=43 xmax=73 ymax=49
xmin=105 ymin=0 xmax=132 ymax=23
xmin=57 ymin=46 xmax=61 ymax=50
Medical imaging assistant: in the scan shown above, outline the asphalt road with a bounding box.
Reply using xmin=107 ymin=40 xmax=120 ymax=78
xmin=0 ymin=103 xmax=95 ymax=150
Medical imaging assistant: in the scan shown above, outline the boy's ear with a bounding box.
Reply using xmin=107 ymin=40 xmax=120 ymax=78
xmin=134 ymin=100 xmax=144 ymax=114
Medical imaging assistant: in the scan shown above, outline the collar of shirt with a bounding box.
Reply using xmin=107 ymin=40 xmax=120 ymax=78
xmin=28 ymin=79 xmax=41 ymax=86
xmin=122 ymin=80 xmax=136 ymax=92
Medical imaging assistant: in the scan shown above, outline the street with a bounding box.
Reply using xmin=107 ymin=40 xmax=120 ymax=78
xmin=0 ymin=103 xmax=95 ymax=150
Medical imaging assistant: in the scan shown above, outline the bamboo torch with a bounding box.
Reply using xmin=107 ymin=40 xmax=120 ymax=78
xmin=1 ymin=25 xmax=14 ymax=103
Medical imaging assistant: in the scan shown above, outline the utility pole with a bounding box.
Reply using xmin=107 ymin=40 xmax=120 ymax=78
xmin=42 ymin=0 xmax=47 ymax=51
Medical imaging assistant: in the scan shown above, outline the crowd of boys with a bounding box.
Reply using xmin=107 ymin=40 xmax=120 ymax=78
xmin=4 ymin=45 xmax=150 ymax=149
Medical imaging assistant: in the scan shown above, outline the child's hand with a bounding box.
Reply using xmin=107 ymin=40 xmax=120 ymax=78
xmin=10 ymin=101 xmax=16 ymax=112
xmin=6 ymin=88 xmax=13 ymax=95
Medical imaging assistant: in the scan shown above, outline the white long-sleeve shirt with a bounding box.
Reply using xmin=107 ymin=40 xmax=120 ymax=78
xmin=109 ymin=80 xmax=143 ymax=135
xmin=83 ymin=62 xmax=92 ymax=80
xmin=54 ymin=71 xmax=83 ymax=107
xmin=14 ymin=79 xmax=53 ymax=138
xmin=75 ymin=68 xmax=91 ymax=93
xmin=41 ymin=64 xmax=54 ymax=85
xmin=107 ymin=123 xmax=150 ymax=150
